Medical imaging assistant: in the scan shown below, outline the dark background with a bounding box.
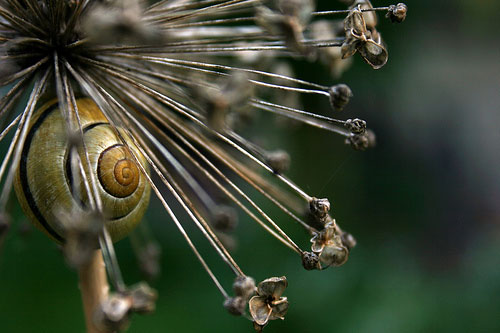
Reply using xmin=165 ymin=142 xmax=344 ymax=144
xmin=1 ymin=0 xmax=500 ymax=332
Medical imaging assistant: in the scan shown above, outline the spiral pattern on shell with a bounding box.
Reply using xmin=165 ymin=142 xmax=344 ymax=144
xmin=14 ymin=98 xmax=151 ymax=243
xmin=98 ymin=145 xmax=141 ymax=198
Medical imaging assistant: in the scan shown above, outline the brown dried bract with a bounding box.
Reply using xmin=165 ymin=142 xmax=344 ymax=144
xmin=387 ymin=3 xmax=408 ymax=23
xmin=341 ymin=5 xmax=388 ymax=69
xmin=249 ymin=276 xmax=289 ymax=328
xmin=309 ymin=197 xmax=331 ymax=224
xmin=310 ymin=221 xmax=349 ymax=267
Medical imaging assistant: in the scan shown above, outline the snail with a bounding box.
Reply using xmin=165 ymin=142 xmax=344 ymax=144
xmin=13 ymin=98 xmax=151 ymax=243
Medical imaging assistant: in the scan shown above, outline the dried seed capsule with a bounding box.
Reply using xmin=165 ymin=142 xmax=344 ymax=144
xmin=309 ymin=197 xmax=331 ymax=222
xmin=386 ymin=3 xmax=408 ymax=23
xmin=320 ymin=244 xmax=349 ymax=267
xmin=82 ymin=0 xmax=162 ymax=45
xmin=136 ymin=242 xmax=161 ymax=280
xmin=255 ymin=6 xmax=314 ymax=57
xmin=345 ymin=129 xmax=376 ymax=151
xmin=233 ymin=276 xmax=256 ymax=299
xmin=129 ymin=282 xmax=158 ymax=314
xmin=211 ymin=205 xmax=238 ymax=232
xmin=249 ymin=277 xmax=289 ymax=327
xmin=301 ymin=251 xmax=320 ymax=270
xmin=311 ymin=20 xmax=353 ymax=78
xmin=357 ymin=38 xmax=388 ymax=70
xmin=278 ymin=0 xmax=315 ymax=26
xmin=351 ymin=0 xmax=378 ymax=30
xmin=341 ymin=231 xmax=357 ymax=250
xmin=329 ymin=84 xmax=353 ymax=111
xmin=94 ymin=293 xmax=132 ymax=332
xmin=224 ymin=296 xmax=247 ymax=316
xmin=344 ymin=5 xmax=368 ymax=38
xmin=265 ymin=150 xmax=290 ymax=174
xmin=345 ymin=118 xmax=367 ymax=134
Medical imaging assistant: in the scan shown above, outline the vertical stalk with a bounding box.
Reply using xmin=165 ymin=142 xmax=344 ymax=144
xmin=78 ymin=250 xmax=110 ymax=333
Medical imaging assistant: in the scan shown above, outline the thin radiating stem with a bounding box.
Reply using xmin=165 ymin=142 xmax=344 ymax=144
xmin=0 ymin=68 xmax=50 ymax=211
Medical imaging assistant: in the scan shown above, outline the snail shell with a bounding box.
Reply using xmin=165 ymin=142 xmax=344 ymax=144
xmin=14 ymin=98 xmax=151 ymax=243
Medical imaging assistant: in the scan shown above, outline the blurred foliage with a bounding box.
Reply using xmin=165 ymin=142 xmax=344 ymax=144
xmin=1 ymin=1 xmax=499 ymax=332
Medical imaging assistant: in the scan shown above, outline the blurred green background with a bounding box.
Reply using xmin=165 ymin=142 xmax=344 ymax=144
xmin=1 ymin=0 xmax=500 ymax=332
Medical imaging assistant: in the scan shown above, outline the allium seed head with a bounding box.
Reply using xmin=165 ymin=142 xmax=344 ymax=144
xmin=0 ymin=0 xmax=407 ymax=330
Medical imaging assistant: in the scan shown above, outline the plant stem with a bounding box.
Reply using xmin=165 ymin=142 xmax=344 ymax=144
xmin=78 ymin=249 xmax=110 ymax=333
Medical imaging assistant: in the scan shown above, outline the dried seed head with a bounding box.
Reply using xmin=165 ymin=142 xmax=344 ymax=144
xmin=277 ymin=0 xmax=315 ymax=26
xmin=345 ymin=118 xmax=366 ymax=134
xmin=224 ymin=296 xmax=247 ymax=316
xmin=223 ymin=72 xmax=255 ymax=109
xmin=301 ymin=251 xmax=320 ymax=270
xmin=255 ymin=6 xmax=314 ymax=57
xmin=345 ymin=129 xmax=376 ymax=151
xmin=341 ymin=37 xmax=361 ymax=59
xmin=196 ymin=73 xmax=253 ymax=130
xmin=311 ymin=20 xmax=353 ymax=78
xmin=386 ymin=3 xmax=408 ymax=23
xmin=197 ymin=87 xmax=230 ymax=131
xmin=341 ymin=231 xmax=357 ymax=250
xmin=370 ymin=28 xmax=382 ymax=44
xmin=320 ymin=243 xmax=349 ymax=267
xmin=136 ymin=242 xmax=161 ymax=280
xmin=94 ymin=294 xmax=132 ymax=332
xmin=0 ymin=0 xmax=406 ymax=329
xmin=310 ymin=221 xmax=349 ymax=267
xmin=249 ymin=277 xmax=289 ymax=327
xmin=329 ymin=84 xmax=353 ymax=111
xmin=357 ymin=38 xmax=388 ymax=70
xmin=344 ymin=5 xmax=368 ymax=40
xmin=129 ymin=282 xmax=158 ymax=314
xmin=351 ymin=0 xmax=378 ymax=30
xmin=345 ymin=133 xmax=368 ymax=150
xmin=211 ymin=205 xmax=238 ymax=232
xmin=83 ymin=0 xmax=163 ymax=45
xmin=309 ymin=197 xmax=331 ymax=222
xmin=233 ymin=276 xmax=256 ymax=300
xmin=256 ymin=276 xmax=288 ymax=297
xmin=342 ymin=4 xmax=389 ymax=69
xmin=265 ymin=150 xmax=290 ymax=174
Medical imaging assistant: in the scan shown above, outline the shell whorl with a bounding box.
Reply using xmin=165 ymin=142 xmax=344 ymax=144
xmin=98 ymin=145 xmax=140 ymax=198
xmin=14 ymin=98 xmax=150 ymax=243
